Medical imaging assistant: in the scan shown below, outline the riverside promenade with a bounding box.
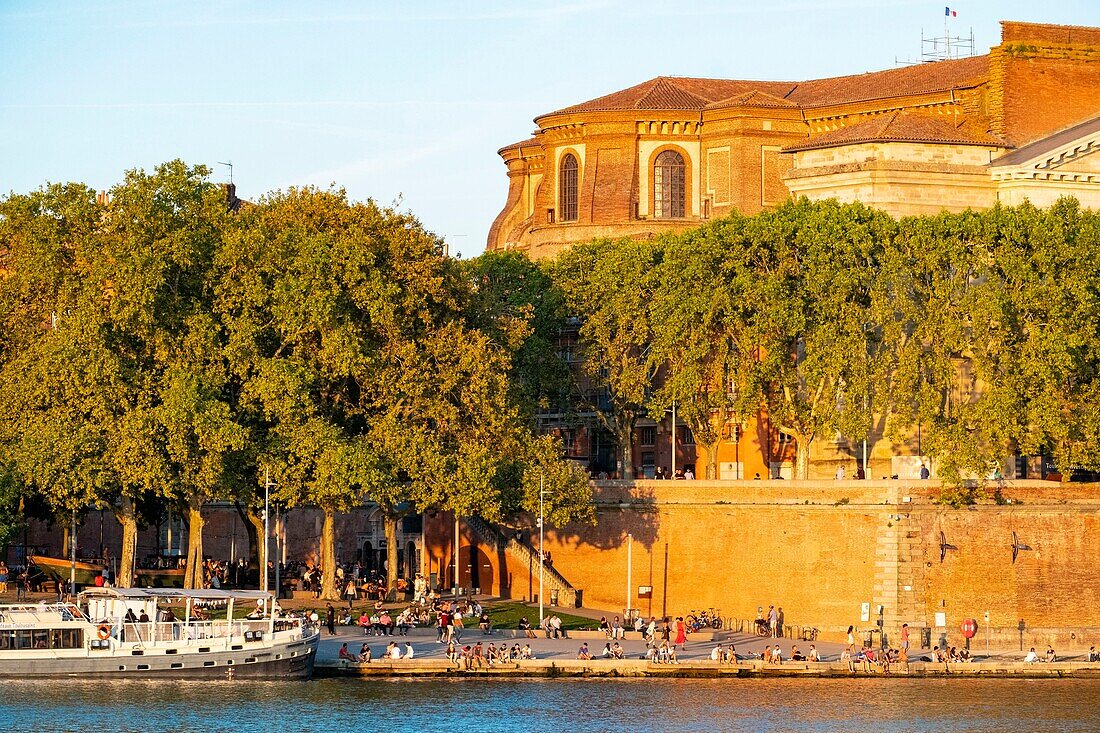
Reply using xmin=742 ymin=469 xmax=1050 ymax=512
xmin=312 ymin=603 xmax=1100 ymax=679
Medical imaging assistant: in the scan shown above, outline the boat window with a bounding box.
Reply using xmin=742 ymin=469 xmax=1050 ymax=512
xmin=49 ymin=629 xmax=84 ymax=649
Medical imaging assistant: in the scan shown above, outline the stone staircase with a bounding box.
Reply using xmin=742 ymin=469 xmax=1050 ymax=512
xmin=465 ymin=515 xmax=578 ymax=608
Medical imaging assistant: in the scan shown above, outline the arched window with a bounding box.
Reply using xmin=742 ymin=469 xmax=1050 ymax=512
xmin=559 ymin=153 xmax=579 ymax=222
xmin=653 ymin=150 xmax=685 ymax=219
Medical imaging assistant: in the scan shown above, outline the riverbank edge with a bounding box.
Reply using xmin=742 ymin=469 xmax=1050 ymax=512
xmin=315 ymin=659 xmax=1100 ymax=679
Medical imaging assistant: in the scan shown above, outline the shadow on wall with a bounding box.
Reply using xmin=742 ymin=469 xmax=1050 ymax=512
xmin=553 ymin=485 xmax=661 ymax=551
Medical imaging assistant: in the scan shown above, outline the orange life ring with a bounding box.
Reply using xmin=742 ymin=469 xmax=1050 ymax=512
xmin=97 ymin=625 xmax=110 ymax=640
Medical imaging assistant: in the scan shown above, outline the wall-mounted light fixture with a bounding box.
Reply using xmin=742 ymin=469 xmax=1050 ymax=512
xmin=939 ymin=531 xmax=958 ymax=563
xmin=1011 ymin=531 xmax=1032 ymax=564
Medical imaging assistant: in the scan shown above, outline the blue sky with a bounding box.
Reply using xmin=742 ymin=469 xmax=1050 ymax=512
xmin=4 ymin=0 xmax=1100 ymax=256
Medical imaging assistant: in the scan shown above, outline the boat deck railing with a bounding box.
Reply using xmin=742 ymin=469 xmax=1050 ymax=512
xmin=114 ymin=617 xmax=306 ymax=646
xmin=0 ymin=603 xmax=85 ymax=626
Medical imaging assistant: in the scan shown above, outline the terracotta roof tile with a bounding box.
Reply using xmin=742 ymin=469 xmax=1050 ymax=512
xmin=788 ymin=55 xmax=989 ymax=107
xmin=706 ymin=90 xmax=797 ymax=110
xmin=783 ymin=110 xmax=1008 ymax=151
xmin=538 ymin=56 xmax=989 ymax=120
xmin=497 ymin=137 xmax=541 ymax=155
xmin=540 ymin=77 xmax=796 ymax=117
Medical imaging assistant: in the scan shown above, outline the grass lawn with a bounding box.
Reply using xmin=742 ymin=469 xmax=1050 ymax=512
xmin=485 ymin=601 xmax=595 ymax=630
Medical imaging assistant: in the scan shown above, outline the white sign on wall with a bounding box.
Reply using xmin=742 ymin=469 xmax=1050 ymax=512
xmin=860 ymin=602 xmax=870 ymax=622
xmin=935 ymin=612 xmax=947 ymax=628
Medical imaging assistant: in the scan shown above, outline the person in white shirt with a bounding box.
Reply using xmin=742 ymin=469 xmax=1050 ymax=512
xmin=710 ymin=644 xmax=723 ymax=661
xmin=835 ymin=465 xmax=846 ymax=480
xmin=808 ymin=645 xmax=820 ymax=662
xmin=388 ymin=643 xmax=402 ymax=660
xmin=403 ymin=642 xmax=414 ymax=659
xmin=1024 ymin=647 xmax=1039 ymax=663
xmin=684 ymin=468 xmax=695 ymax=480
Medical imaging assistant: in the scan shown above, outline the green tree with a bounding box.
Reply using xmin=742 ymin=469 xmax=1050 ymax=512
xmin=0 ymin=181 xmax=161 ymax=585
xmin=0 ymin=465 xmax=25 ymax=550
xmin=463 ymin=251 xmax=572 ymax=419
xmin=553 ymin=238 xmax=662 ymax=480
xmin=741 ymin=200 xmax=893 ymax=478
xmin=985 ymin=200 xmax=1100 ymax=476
xmin=874 ymin=208 xmax=1006 ymax=486
xmin=648 ymin=218 xmax=755 ymax=479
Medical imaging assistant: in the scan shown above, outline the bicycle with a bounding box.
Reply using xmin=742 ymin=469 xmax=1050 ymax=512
xmin=708 ymin=608 xmax=723 ymax=630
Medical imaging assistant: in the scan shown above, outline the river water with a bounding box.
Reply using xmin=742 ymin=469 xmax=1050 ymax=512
xmin=3 ymin=677 xmax=1096 ymax=732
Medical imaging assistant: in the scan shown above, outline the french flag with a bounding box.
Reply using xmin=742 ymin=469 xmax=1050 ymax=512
xmin=945 ymin=6 xmax=957 ymax=16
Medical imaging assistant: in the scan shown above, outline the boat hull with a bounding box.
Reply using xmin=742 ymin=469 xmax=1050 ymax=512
xmin=134 ymin=569 xmax=186 ymax=588
xmin=29 ymin=556 xmax=104 ymax=587
xmin=0 ymin=638 xmax=319 ymax=677
xmin=0 ymin=635 xmax=319 ymax=680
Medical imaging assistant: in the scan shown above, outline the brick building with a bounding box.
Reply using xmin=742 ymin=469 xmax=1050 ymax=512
xmin=488 ymin=20 xmax=1100 ymax=258
xmin=488 ymin=19 xmax=1100 ymax=481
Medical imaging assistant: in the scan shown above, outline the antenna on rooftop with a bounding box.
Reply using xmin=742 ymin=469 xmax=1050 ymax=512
xmin=217 ymin=160 xmax=234 ymax=185
xmin=895 ymin=9 xmax=975 ymax=66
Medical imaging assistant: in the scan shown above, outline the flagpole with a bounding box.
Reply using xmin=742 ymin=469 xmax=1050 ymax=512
xmin=945 ymin=10 xmax=949 ymax=59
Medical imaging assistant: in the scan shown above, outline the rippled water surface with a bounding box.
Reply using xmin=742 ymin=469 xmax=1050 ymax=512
xmin=3 ymin=677 xmax=1096 ymax=732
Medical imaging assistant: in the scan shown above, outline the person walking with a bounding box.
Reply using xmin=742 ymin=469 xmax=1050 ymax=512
xmin=674 ymin=617 xmax=687 ymax=649
xmin=326 ymin=603 xmax=337 ymax=636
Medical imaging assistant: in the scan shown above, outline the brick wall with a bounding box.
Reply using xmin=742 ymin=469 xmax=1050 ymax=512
xmin=452 ymin=479 xmax=1100 ymax=650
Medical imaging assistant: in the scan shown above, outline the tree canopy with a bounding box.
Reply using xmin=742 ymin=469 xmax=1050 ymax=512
xmin=552 ymin=197 xmax=1100 ymax=485
xmin=0 ymin=164 xmax=593 ymax=593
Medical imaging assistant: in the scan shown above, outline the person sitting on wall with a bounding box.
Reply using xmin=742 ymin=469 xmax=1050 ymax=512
xmin=654 ymin=466 xmax=667 ymax=480
xmin=1088 ymin=646 xmax=1099 ymax=663
xmin=338 ymin=643 xmax=356 ymax=662
xmin=1046 ymin=646 xmax=1057 ymax=663
xmin=358 ymin=643 xmax=372 ymax=663
xmin=684 ymin=467 xmax=695 ymax=480
xmin=611 ymin=641 xmax=625 ymax=659
xmin=1024 ymin=647 xmax=1040 ymax=663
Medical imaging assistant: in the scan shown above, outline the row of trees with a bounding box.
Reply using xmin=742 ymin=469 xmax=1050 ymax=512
xmin=0 ymin=161 xmax=594 ymax=595
xmin=553 ymin=198 xmax=1100 ymax=484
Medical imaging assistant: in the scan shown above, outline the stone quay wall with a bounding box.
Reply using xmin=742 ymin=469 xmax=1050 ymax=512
xmin=469 ymin=479 xmax=1100 ymax=652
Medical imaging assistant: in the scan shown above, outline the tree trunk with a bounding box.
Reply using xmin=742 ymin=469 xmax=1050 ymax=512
xmin=237 ymin=502 xmax=264 ymax=578
xmin=795 ymin=434 xmax=814 ymax=480
xmin=62 ymin=523 xmax=71 ymax=560
xmin=320 ymin=506 xmax=339 ymax=600
xmin=113 ymin=496 xmax=138 ymax=588
xmin=697 ymin=440 xmax=719 ymax=480
xmin=621 ymin=436 xmax=634 ymax=480
xmin=383 ymin=510 xmax=400 ymax=601
xmin=183 ymin=498 xmax=205 ymax=589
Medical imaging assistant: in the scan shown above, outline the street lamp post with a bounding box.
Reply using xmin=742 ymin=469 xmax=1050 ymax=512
xmin=671 ymin=400 xmax=677 ymax=478
xmin=274 ymin=503 xmax=282 ymax=600
xmin=69 ymin=509 xmax=76 ymax=593
xmin=538 ymin=470 xmax=545 ymax=625
xmin=626 ymin=533 xmax=633 ymax=622
xmin=262 ymin=468 xmax=277 ymax=594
